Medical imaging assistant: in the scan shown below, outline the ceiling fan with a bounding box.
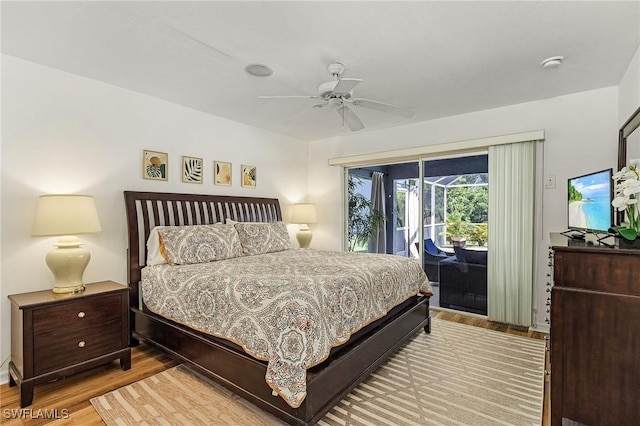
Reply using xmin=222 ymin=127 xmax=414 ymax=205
xmin=259 ymin=62 xmax=414 ymax=131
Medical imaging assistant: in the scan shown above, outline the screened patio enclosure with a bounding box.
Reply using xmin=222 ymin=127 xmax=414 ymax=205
xmin=347 ymin=154 xmax=489 ymax=257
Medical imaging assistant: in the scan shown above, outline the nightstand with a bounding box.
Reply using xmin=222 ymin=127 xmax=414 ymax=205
xmin=8 ymin=281 xmax=131 ymax=407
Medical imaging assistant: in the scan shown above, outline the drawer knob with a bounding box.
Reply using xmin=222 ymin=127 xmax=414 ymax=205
xmin=77 ymin=312 xmax=86 ymax=318
xmin=78 ymin=341 xmax=86 ymax=348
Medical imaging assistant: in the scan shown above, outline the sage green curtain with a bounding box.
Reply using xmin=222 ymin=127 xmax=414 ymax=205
xmin=488 ymin=141 xmax=536 ymax=326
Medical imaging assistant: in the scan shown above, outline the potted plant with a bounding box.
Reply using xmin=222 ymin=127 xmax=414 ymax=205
xmin=347 ymin=176 xmax=387 ymax=252
xmin=444 ymin=213 xmax=469 ymax=247
xmin=611 ymin=159 xmax=640 ymax=242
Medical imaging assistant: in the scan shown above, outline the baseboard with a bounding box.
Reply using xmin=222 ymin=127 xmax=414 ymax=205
xmin=531 ymin=323 xmax=550 ymax=334
xmin=430 ymin=305 xmax=489 ymax=319
xmin=0 ymin=369 xmax=9 ymax=385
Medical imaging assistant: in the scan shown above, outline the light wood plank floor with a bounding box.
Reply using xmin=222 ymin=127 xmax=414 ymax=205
xmin=1 ymin=309 xmax=550 ymax=425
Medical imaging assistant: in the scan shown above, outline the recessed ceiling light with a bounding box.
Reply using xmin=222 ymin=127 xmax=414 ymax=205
xmin=245 ymin=63 xmax=273 ymax=77
xmin=541 ymin=56 xmax=564 ymax=69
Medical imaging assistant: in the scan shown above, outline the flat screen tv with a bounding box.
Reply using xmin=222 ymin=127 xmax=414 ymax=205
xmin=567 ymin=168 xmax=613 ymax=233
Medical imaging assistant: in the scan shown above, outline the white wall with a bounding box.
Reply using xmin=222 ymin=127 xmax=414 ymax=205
xmin=619 ymin=45 xmax=640 ymax=127
xmin=0 ymin=55 xmax=308 ymax=382
xmin=308 ymin=86 xmax=621 ymax=332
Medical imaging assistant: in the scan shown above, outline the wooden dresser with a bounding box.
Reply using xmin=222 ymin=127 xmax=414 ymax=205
xmin=8 ymin=281 xmax=131 ymax=407
xmin=550 ymin=234 xmax=640 ymax=426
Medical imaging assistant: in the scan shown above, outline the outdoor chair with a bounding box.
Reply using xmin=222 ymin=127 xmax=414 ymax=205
xmin=416 ymin=238 xmax=452 ymax=283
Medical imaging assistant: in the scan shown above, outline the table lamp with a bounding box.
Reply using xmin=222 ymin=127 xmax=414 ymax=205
xmin=32 ymin=194 xmax=102 ymax=293
xmin=290 ymin=203 xmax=317 ymax=249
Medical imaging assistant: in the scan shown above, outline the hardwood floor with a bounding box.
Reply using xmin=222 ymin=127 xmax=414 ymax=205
xmin=0 ymin=344 xmax=178 ymax=425
xmin=1 ymin=309 xmax=550 ymax=425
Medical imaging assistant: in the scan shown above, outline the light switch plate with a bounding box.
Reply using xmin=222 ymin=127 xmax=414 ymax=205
xmin=544 ymin=175 xmax=556 ymax=189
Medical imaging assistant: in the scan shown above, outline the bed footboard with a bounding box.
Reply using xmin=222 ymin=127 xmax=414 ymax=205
xmin=132 ymin=295 xmax=429 ymax=426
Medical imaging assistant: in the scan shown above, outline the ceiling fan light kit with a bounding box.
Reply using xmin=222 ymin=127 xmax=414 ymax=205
xmin=327 ymin=62 xmax=346 ymax=76
xmin=259 ymin=62 xmax=414 ymax=131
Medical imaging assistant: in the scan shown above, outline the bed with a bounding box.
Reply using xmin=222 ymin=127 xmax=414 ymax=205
xmin=124 ymin=191 xmax=432 ymax=425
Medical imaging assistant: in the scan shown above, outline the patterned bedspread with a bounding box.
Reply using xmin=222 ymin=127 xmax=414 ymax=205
xmin=141 ymin=249 xmax=432 ymax=408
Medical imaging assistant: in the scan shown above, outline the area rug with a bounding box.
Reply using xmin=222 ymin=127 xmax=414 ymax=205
xmin=91 ymin=318 xmax=545 ymax=426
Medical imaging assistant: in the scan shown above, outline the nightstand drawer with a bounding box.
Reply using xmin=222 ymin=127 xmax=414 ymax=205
xmin=9 ymin=281 xmax=131 ymax=408
xmin=33 ymin=320 xmax=123 ymax=375
xmin=33 ymin=294 xmax=122 ymax=336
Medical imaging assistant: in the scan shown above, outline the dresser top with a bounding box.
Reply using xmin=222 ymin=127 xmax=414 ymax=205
xmin=8 ymin=281 xmax=127 ymax=309
xmin=550 ymin=232 xmax=640 ymax=255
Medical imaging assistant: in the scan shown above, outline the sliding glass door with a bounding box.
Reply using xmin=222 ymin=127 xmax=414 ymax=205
xmin=346 ymin=153 xmax=489 ymax=313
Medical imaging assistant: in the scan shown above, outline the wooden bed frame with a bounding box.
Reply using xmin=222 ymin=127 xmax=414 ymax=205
xmin=124 ymin=191 xmax=431 ymax=425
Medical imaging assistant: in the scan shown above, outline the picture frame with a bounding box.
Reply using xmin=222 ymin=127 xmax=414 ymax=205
xmin=213 ymin=161 xmax=232 ymax=186
xmin=182 ymin=155 xmax=203 ymax=184
xmin=143 ymin=150 xmax=168 ymax=181
xmin=241 ymin=164 xmax=257 ymax=188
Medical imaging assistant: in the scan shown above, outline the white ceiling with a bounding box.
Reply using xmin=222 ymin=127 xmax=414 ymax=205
xmin=2 ymin=1 xmax=639 ymax=141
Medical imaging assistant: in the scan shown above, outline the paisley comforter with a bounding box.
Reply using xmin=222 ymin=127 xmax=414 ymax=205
xmin=141 ymin=248 xmax=432 ymax=408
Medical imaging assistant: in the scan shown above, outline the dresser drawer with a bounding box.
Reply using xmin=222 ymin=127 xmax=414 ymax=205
xmin=33 ymin=320 xmax=123 ymax=375
xmin=33 ymin=294 xmax=122 ymax=336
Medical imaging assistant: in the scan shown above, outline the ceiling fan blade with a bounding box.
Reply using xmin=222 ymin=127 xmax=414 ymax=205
xmin=332 ymin=78 xmax=362 ymax=96
xmin=351 ymin=98 xmax=415 ymax=118
xmin=258 ymin=95 xmax=320 ymax=99
xmin=337 ymin=105 xmax=364 ymax=131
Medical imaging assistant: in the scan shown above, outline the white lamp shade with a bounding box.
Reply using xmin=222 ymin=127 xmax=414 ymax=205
xmin=290 ymin=203 xmax=317 ymax=224
xmin=32 ymin=195 xmax=102 ymax=236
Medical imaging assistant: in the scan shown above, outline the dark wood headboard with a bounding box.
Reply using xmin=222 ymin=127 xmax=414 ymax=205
xmin=123 ymin=191 xmax=282 ymax=305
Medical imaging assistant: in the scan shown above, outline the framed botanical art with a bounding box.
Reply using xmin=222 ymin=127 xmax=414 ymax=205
xmin=143 ymin=149 xmax=168 ymax=181
xmin=241 ymin=164 xmax=257 ymax=188
xmin=182 ymin=155 xmax=203 ymax=184
xmin=213 ymin=161 xmax=232 ymax=186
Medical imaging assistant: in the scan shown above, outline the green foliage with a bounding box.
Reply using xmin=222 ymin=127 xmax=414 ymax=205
xmin=444 ymin=213 xmax=470 ymax=240
xmin=613 ymin=225 xmax=638 ymax=240
xmin=568 ymin=183 xmax=583 ymax=202
xmin=348 ymin=176 xmax=387 ymax=251
xmin=444 ymin=179 xmax=489 ymax=245
xmin=468 ymin=223 xmax=488 ymax=246
xmin=446 ymin=185 xmax=488 ymax=223
xmin=396 ymin=190 xmax=406 ymax=227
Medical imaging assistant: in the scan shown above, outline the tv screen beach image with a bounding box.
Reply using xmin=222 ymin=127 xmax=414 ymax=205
xmin=568 ymin=170 xmax=612 ymax=231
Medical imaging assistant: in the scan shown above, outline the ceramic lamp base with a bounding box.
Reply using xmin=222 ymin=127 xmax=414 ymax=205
xmin=296 ymin=229 xmax=313 ymax=249
xmin=52 ymin=284 xmax=86 ymax=294
xmin=46 ymin=236 xmax=90 ymax=293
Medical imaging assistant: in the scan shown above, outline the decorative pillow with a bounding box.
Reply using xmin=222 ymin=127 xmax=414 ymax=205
xmin=234 ymin=221 xmax=291 ymax=255
xmin=146 ymin=226 xmax=169 ymax=266
xmin=156 ymin=224 xmax=242 ymax=265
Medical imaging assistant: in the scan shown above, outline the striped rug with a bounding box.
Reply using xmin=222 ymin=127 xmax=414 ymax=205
xmin=91 ymin=318 xmax=546 ymax=425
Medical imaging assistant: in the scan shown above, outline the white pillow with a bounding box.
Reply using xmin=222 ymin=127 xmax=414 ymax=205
xmin=146 ymin=226 xmax=169 ymax=265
